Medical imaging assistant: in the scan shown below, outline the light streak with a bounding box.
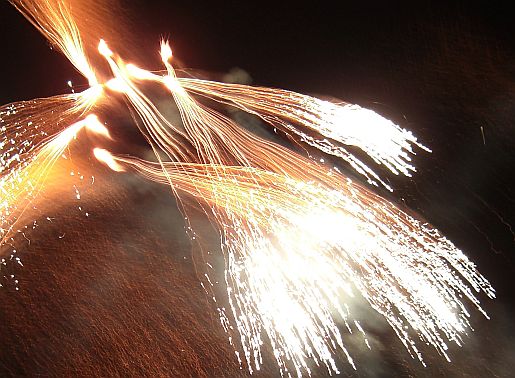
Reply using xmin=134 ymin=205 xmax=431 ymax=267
xmin=178 ymin=78 xmax=430 ymax=190
xmin=93 ymin=148 xmax=124 ymax=172
xmin=1 ymin=113 xmax=109 ymax=244
xmin=2 ymin=1 xmax=495 ymax=376
xmin=2 ymin=0 xmax=104 ymax=244
xmin=9 ymin=0 xmax=99 ymax=87
xmin=103 ymin=40 xmax=423 ymax=186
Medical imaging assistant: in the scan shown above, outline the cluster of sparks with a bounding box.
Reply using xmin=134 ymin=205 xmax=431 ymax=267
xmin=1 ymin=1 xmax=494 ymax=376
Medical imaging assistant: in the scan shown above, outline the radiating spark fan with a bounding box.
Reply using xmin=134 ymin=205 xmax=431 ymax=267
xmin=178 ymin=78 xmax=431 ymax=190
xmin=95 ymin=151 xmax=494 ymax=375
xmin=1 ymin=93 xmax=104 ymax=244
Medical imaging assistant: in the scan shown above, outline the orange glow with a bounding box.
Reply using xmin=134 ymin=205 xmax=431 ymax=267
xmin=98 ymin=39 xmax=113 ymax=58
xmin=93 ymin=148 xmax=124 ymax=172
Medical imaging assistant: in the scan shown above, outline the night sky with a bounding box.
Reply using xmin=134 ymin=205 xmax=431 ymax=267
xmin=0 ymin=1 xmax=514 ymax=376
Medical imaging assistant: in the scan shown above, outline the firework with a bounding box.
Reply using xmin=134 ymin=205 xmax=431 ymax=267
xmin=93 ymin=150 xmax=494 ymax=376
xmin=1 ymin=0 xmax=108 ymax=243
xmin=178 ymin=77 xmax=430 ymax=190
xmin=99 ymin=40 xmax=427 ymax=190
xmin=9 ymin=0 xmax=100 ymax=87
xmin=2 ymin=1 xmax=495 ymax=377
xmin=1 ymin=105 xmax=107 ymax=244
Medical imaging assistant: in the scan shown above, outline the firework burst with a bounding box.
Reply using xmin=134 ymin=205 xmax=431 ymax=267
xmin=95 ymin=151 xmax=494 ymax=375
xmin=1 ymin=1 xmax=494 ymax=376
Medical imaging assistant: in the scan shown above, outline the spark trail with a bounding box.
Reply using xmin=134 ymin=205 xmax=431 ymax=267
xmin=2 ymin=1 xmax=495 ymax=377
xmin=178 ymin=78 xmax=430 ymax=190
xmin=95 ymin=150 xmax=494 ymax=376
xmin=0 ymin=94 xmax=105 ymax=244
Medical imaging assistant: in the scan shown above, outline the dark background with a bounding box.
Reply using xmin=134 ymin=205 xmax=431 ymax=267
xmin=0 ymin=1 xmax=514 ymax=376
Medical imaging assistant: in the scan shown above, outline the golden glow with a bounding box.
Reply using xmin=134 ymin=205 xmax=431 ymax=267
xmin=1 ymin=114 xmax=110 ymax=244
xmin=104 ymin=78 xmax=129 ymax=93
xmin=126 ymin=64 xmax=160 ymax=81
xmin=160 ymin=40 xmax=173 ymax=63
xmin=97 ymin=38 xmax=113 ymax=58
xmin=84 ymin=114 xmax=111 ymax=139
xmin=93 ymin=148 xmax=124 ymax=172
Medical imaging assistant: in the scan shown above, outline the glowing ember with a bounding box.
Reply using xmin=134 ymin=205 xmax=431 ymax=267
xmin=93 ymin=148 xmax=124 ymax=172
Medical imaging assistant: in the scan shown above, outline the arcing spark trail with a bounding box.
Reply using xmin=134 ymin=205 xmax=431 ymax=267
xmin=1 ymin=1 xmax=494 ymax=376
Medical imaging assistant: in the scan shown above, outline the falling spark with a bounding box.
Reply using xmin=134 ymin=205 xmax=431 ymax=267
xmin=96 ymin=151 xmax=495 ymax=376
xmin=2 ymin=1 xmax=495 ymax=377
xmin=178 ymin=78 xmax=431 ymax=190
xmin=93 ymin=148 xmax=124 ymax=172
xmin=1 ymin=113 xmax=110 ymax=244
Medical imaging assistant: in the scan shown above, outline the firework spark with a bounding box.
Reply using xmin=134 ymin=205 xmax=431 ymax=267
xmin=101 ymin=41 xmax=426 ymax=190
xmin=95 ymin=150 xmax=494 ymax=376
xmin=178 ymin=77 xmax=431 ymax=190
xmin=1 ymin=107 xmax=107 ymax=244
xmin=2 ymin=1 xmax=495 ymax=377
